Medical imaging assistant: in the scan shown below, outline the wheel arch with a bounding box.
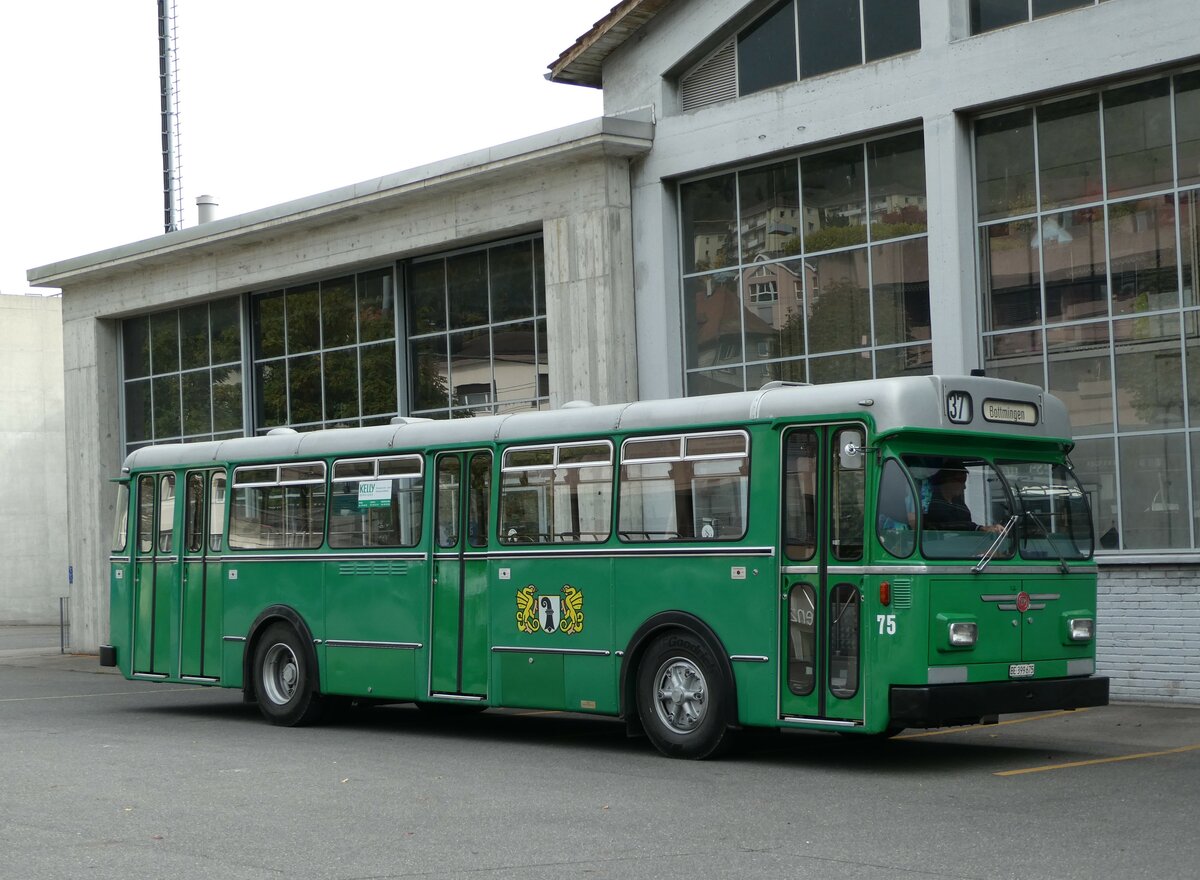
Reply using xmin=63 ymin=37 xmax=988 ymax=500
xmin=619 ymin=611 xmax=740 ymax=735
xmin=242 ymin=605 xmax=321 ymax=703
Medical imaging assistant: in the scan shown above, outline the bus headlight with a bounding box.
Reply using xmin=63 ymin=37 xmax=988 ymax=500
xmin=1068 ymin=618 xmax=1094 ymax=642
xmin=949 ymin=622 xmax=978 ymax=647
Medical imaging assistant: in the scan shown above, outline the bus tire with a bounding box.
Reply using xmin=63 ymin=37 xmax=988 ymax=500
xmin=636 ymin=632 xmax=731 ymax=759
xmin=252 ymin=623 xmax=324 ymax=726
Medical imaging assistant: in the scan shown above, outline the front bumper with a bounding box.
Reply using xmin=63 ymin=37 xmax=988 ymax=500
xmin=890 ymin=676 xmax=1109 ymax=728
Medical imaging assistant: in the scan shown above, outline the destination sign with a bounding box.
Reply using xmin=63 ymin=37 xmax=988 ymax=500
xmin=982 ymin=398 xmax=1038 ymax=425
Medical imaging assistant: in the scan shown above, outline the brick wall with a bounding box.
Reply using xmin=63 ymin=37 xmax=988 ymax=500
xmin=1097 ymin=563 xmax=1200 ymax=704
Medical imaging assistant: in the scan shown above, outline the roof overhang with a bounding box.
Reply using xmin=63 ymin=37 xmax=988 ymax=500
xmin=27 ymin=116 xmax=654 ymax=290
xmin=547 ymin=0 xmax=674 ymax=89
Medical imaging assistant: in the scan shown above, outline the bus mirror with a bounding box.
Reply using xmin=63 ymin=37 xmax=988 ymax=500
xmin=840 ymin=431 xmax=866 ymax=470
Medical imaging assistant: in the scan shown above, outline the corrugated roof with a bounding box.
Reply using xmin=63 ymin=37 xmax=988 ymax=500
xmin=547 ymin=0 xmax=674 ymax=88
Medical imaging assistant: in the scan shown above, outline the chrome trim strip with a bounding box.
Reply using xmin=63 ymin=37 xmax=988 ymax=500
xmin=1067 ymin=659 xmax=1095 ymax=676
xmin=109 ymin=556 xmax=131 ymax=563
xmin=325 ymin=640 xmax=422 ymax=650
xmin=928 ymin=666 xmax=968 ymax=685
xmin=218 ymin=552 xmax=428 ymax=563
xmin=132 ymin=673 xmax=170 ymax=680
xmin=490 ymin=646 xmax=611 ymax=657
xmin=427 ymin=693 xmax=486 ymax=702
xmin=488 ymin=545 xmax=776 ymax=560
xmin=730 ymin=655 xmax=770 ymax=663
xmin=780 ymin=716 xmax=860 ymax=728
xmin=781 ymin=565 xmax=820 ymax=575
xmin=180 ymin=675 xmax=219 ymax=683
xmin=222 ymin=635 xmax=247 ymax=643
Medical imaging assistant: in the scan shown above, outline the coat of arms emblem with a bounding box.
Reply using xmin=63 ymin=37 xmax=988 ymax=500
xmin=516 ymin=584 xmax=584 ymax=635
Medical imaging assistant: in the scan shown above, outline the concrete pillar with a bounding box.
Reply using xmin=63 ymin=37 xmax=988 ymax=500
xmin=924 ymin=110 xmax=981 ymax=375
xmin=542 ymin=159 xmax=639 ymax=406
xmin=61 ymin=313 xmax=122 ymax=651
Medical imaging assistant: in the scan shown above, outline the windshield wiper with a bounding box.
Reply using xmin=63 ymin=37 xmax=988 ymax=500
xmin=973 ymin=515 xmax=1019 ymax=573
xmin=1023 ymin=510 xmax=1071 ymax=574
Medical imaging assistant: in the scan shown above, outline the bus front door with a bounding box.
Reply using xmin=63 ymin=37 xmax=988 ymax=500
xmin=779 ymin=425 xmax=866 ymax=727
xmin=428 ymin=450 xmax=491 ymax=700
xmin=179 ymin=470 xmax=223 ymax=681
xmin=132 ymin=473 xmax=176 ymax=678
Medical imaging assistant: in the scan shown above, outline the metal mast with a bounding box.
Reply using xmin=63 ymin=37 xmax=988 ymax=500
xmin=158 ymin=0 xmax=183 ymax=233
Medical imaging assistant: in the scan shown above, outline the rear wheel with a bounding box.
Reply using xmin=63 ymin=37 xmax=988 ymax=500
xmin=252 ymin=623 xmax=324 ymax=726
xmin=636 ymin=632 xmax=731 ymax=759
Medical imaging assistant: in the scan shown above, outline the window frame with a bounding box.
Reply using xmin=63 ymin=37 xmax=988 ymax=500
xmin=617 ymin=429 xmax=751 ymax=543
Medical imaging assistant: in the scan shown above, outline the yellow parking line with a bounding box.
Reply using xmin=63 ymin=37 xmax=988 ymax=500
xmin=895 ymin=708 xmax=1088 ymax=739
xmin=995 ymin=743 xmax=1200 ymax=777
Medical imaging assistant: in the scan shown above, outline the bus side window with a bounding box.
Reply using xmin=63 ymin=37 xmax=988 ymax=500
xmin=136 ymin=475 xmax=155 ymax=556
xmin=157 ymin=474 xmax=176 ymax=554
xmin=111 ymin=482 xmax=130 ymax=553
xmin=830 ymin=428 xmax=864 ymax=561
xmin=185 ymin=473 xmax=205 ymax=553
xmin=468 ymin=453 xmax=491 ymax=548
xmin=783 ymin=430 xmax=818 ymax=561
xmin=877 ymin=459 xmax=916 ymax=558
xmin=209 ymin=473 xmax=226 ymax=553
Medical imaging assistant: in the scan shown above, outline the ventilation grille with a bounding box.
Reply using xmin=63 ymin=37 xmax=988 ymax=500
xmin=680 ymin=38 xmax=737 ymax=113
xmin=338 ymin=561 xmax=409 ymax=577
xmin=890 ymin=578 xmax=913 ymax=609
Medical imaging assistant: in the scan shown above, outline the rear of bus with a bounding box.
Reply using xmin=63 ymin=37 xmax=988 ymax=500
xmin=870 ymin=389 xmax=1109 ymax=730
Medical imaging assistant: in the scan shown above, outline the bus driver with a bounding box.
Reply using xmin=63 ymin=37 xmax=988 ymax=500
xmin=923 ymin=461 xmax=1002 ymax=533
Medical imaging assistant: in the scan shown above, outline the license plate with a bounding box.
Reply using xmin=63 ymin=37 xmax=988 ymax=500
xmin=1009 ymin=663 xmax=1036 ymax=679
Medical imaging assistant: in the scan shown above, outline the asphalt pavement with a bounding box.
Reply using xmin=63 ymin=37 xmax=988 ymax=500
xmin=2 ymin=625 xmax=1199 ymax=880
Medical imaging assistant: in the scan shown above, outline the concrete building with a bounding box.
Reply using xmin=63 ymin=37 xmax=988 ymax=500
xmin=28 ymin=0 xmax=1200 ymax=702
xmin=0 ymin=294 xmax=67 ymax=624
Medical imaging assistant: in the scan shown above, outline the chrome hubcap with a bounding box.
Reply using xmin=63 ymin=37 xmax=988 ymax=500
xmin=652 ymin=657 xmax=707 ymax=734
xmin=262 ymin=642 xmax=299 ymax=705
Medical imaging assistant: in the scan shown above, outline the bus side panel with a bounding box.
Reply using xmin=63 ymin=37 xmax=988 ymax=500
xmin=613 ymin=551 xmax=778 ymax=728
xmin=862 ymin=574 xmax=926 ymax=732
xmin=110 ymin=562 xmax=134 ymax=677
xmin=221 ymin=559 xmax=326 ymax=687
xmin=323 ymin=558 xmax=428 ymax=700
xmin=490 ymin=555 xmax=616 ymax=714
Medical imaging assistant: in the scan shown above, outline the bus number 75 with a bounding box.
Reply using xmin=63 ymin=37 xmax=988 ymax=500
xmin=877 ymin=614 xmax=897 ymax=635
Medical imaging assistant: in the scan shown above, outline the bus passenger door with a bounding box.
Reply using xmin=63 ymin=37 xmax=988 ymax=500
xmin=429 ymin=450 xmax=491 ymax=700
xmin=779 ymin=426 xmax=866 ymax=726
xmin=179 ymin=470 xmax=223 ymax=681
xmin=132 ymin=473 xmax=176 ymax=678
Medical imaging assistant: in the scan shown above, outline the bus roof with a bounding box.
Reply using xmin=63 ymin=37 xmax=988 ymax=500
xmin=121 ymin=375 xmax=1071 ymax=472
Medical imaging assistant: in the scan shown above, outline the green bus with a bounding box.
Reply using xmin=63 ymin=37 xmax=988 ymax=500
xmin=103 ymin=375 xmax=1108 ymax=758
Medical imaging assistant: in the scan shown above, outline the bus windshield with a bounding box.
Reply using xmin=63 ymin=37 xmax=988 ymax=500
xmin=895 ymin=455 xmax=1093 ymax=562
xmin=996 ymin=460 xmax=1094 ymax=561
xmin=903 ymin=455 xmax=1013 ymax=560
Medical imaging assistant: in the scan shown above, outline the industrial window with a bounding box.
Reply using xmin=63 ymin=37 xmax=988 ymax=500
xmin=251 ymin=268 xmax=398 ymax=432
xmin=681 ymin=0 xmax=919 ymax=111
xmin=407 ymin=235 xmax=548 ymax=420
xmin=679 ymin=130 xmax=931 ymax=394
xmin=122 ymin=296 xmax=243 ymax=453
xmin=969 ymin=0 xmax=1106 ymax=36
xmin=976 ymin=69 xmax=1200 ymax=552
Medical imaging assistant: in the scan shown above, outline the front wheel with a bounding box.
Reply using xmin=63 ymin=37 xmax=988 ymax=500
xmin=252 ymin=623 xmax=324 ymax=726
xmin=636 ymin=632 xmax=731 ymax=759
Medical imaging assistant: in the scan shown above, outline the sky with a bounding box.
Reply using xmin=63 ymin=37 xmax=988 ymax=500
xmin=0 ymin=1 xmax=615 ymax=296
